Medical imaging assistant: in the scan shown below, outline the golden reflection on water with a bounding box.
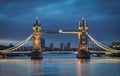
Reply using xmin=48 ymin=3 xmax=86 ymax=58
xmin=77 ymin=59 xmax=90 ymax=76
xmin=77 ymin=59 xmax=90 ymax=64
xmin=31 ymin=59 xmax=43 ymax=74
xmin=0 ymin=58 xmax=120 ymax=76
xmin=32 ymin=59 xmax=42 ymax=64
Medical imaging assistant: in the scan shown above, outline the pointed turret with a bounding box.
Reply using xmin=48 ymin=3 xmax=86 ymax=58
xmin=36 ymin=16 xmax=38 ymax=25
xmin=33 ymin=16 xmax=41 ymax=26
xmin=82 ymin=16 xmax=84 ymax=21
xmin=78 ymin=21 xmax=81 ymax=26
xmin=79 ymin=21 xmax=80 ymax=25
xmin=82 ymin=16 xmax=85 ymax=26
xmin=78 ymin=21 xmax=82 ymax=30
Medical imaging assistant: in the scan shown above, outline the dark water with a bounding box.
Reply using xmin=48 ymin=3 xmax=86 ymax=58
xmin=0 ymin=54 xmax=120 ymax=76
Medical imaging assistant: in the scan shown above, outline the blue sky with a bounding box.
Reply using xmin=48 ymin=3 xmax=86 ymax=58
xmin=0 ymin=0 xmax=120 ymax=47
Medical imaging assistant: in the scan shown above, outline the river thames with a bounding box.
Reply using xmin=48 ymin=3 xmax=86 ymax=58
xmin=0 ymin=54 xmax=120 ymax=76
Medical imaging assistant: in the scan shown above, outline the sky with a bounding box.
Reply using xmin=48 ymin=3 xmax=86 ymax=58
xmin=0 ymin=0 xmax=120 ymax=47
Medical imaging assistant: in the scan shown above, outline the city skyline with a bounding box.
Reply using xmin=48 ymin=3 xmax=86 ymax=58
xmin=0 ymin=0 xmax=120 ymax=47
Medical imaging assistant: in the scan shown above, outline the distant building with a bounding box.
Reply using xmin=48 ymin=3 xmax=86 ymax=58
xmin=50 ymin=42 xmax=55 ymax=50
xmin=111 ymin=42 xmax=120 ymax=50
xmin=41 ymin=38 xmax=45 ymax=48
xmin=9 ymin=43 xmax=14 ymax=48
xmin=60 ymin=43 xmax=64 ymax=50
xmin=67 ymin=42 xmax=70 ymax=49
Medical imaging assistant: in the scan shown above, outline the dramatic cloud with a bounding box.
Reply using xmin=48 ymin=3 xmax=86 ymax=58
xmin=0 ymin=0 xmax=120 ymax=47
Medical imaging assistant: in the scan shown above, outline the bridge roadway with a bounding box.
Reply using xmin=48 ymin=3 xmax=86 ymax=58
xmin=0 ymin=50 xmax=107 ymax=56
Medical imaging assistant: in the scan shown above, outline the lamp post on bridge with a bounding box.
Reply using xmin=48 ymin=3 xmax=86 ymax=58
xmin=31 ymin=17 xmax=43 ymax=59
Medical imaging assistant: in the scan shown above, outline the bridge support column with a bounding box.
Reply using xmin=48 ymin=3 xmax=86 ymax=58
xmin=31 ymin=51 xmax=43 ymax=59
xmin=31 ymin=17 xmax=43 ymax=59
xmin=77 ymin=50 xmax=90 ymax=58
xmin=77 ymin=17 xmax=90 ymax=59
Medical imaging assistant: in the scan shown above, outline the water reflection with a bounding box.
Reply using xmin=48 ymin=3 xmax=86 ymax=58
xmin=77 ymin=59 xmax=90 ymax=76
xmin=31 ymin=59 xmax=59 ymax=76
xmin=0 ymin=54 xmax=120 ymax=76
xmin=31 ymin=59 xmax=43 ymax=76
xmin=32 ymin=59 xmax=43 ymax=64
xmin=77 ymin=59 xmax=90 ymax=64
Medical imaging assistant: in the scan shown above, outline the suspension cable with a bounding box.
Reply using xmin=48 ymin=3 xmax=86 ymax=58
xmin=1 ymin=34 xmax=33 ymax=53
xmin=88 ymin=34 xmax=119 ymax=53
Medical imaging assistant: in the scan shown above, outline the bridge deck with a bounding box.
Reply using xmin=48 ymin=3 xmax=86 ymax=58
xmin=0 ymin=50 xmax=107 ymax=55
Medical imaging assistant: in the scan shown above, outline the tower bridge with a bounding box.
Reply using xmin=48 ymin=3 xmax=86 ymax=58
xmin=0 ymin=17 xmax=119 ymax=59
xmin=30 ymin=17 xmax=89 ymax=59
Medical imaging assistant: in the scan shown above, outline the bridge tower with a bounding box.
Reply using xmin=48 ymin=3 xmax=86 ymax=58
xmin=77 ymin=17 xmax=90 ymax=58
xmin=31 ymin=17 xmax=43 ymax=59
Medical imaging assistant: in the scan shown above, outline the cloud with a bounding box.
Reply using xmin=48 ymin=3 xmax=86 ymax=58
xmin=0 ymin=0 xmax=120 ymax=46
xmin=0 ymin=39 xmax=20 ymax=45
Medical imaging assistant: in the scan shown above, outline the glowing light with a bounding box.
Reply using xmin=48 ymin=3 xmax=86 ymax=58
xmin=113 ymin=46 xmax=116 ymax=48
xmin=106 ymin=52 xmax=112 ymax=55
xmin=59 ymin=29 xmax=63 ymax=33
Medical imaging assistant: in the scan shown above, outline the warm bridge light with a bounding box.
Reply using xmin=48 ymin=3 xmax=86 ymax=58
xmin=59 ymin=29 xmax=63 ymax=33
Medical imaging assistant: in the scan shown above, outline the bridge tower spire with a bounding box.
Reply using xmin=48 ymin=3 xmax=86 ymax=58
xmin=36 ymin=16 xmax=39 ymax=25
xmin=77 ymin=17 xmax=90 ymax=58
xmin=31 ymin=17 xmax=43 ymax=59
